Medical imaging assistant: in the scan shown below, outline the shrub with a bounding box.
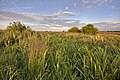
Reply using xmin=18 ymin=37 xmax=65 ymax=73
xmin=81 ymin=24 xmax=99 ymax=35
xmin=7 ymin=22 xmax=27 ymax=32
xmin=68 ymin=27 xmax=81 ymax=32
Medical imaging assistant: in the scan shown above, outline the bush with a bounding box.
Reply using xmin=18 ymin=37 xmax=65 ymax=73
xmin=81 ymin=24 xmax=99 ymax=35
xmin=68 ymin=27 xmax=81 ymax=32
xmin=7 ymin=22 xmax=26 ymax=32
xmin=7 ymin=22 xmax=31 ymax=33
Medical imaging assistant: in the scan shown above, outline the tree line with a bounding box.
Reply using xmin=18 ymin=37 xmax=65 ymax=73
xmin=2 ymin=22 xmax=99 ymax=35
xmin=68 ymin=24 xmax=99 ymax=35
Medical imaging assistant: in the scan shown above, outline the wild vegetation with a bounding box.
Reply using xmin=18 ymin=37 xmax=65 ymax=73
xmin=81 ymin=24 xmax=99 ymax=35
xmin=68 ymin=27 xmax=81 ymax=33
xmin=0 ymin=22 xmax=120 ymax=80
xmin=68 ymin=24 xmax=99 ymax=35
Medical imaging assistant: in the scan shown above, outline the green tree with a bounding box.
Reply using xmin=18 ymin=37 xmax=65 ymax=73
xmin=81 ymin=24 xmax=99 ymax=35
xmin=68 ymin=27 xmax=81 ymax=32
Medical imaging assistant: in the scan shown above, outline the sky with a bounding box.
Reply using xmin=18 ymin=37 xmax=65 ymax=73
xmin=0 ymin=0 xmax=120 ymax=31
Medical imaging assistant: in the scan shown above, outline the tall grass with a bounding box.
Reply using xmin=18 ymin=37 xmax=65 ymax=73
xmin=0 ymin=30 xmax=120 ymax=80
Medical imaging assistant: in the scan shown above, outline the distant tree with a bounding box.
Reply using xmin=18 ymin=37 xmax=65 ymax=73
xmin=81 ymin=24 xmax=99 ymax=35
xmin=68 ymin=27 xmax=81 ymax=32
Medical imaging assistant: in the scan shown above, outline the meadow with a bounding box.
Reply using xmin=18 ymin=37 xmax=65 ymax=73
xmin=0 ymin=29 xmax=120 ymax=80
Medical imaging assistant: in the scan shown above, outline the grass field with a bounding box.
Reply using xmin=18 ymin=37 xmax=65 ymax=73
xmin=0 ymin=30 xmax=120 ymax=80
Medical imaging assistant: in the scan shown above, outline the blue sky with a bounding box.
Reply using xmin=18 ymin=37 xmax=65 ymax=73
xmin=0 ymin=0 xmax=120 ymax=31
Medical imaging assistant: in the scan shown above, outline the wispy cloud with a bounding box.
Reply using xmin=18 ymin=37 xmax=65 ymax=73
xmin=0 ymin=0 xmax=17 ymax=4
xmin=110 ymin=5 xmax=115 ymax=9
xmin=80 ymin=0 xmax=113 ymax=9
xmin=47 ymin=10 xmax=79 ymax=17
xmin=94 ymin=22 xmax=120 ymax=31
xmin=0 ymin=10 xmax=81 ymax=31
xmin=21 ymin=6 xmax=33 ymax=10
xmin=0 ymin=10 xmax=120 ymax=31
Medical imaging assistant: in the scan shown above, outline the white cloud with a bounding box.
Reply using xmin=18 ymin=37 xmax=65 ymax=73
xmin=74 ymin=3 xmax=77 ymax=6
xmin=1 ymin=0 xmax=18 ymax=4
xmin=65 ymin=7 xmax=69 ymax=10
xmin=93 ymin=22 xmax=120 ymax=31
xmin=86 ymin=6 xmax=92 ymax=9
xmin=1 ymin=10 xmax=120 ymax=31
xmin=65 ymin=21 xmax=76 ymax=23
xmin=110 ymin=5 xmax=115 ymax=9
xmin=50 ymin=26 xmax=70 ymax=31
xmin=48 ymin=10 xmax=79 ymax=17
xmin=80 ymin=0 xmax=113 ymax=9
xmin=54 ymin=24 xmax=63 ymax=27
xmin=39 ymin=24 xmax=51 ymax=27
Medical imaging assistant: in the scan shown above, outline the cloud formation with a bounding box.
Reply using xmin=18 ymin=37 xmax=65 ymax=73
xmin=0 ymin=10 xmax=120 ymax=31
xmin=47 ymin=10 xmax=78 ymax=17
xmin=94 ymin=22 xmax=120 ymax=31
xmin=80 ymin=0 xmax=112 ymax=8
xmin=65 ymin=7 xmax=69 ymax=10
xmin=0 ymin=10 xmax=81 ymax=31
xmin=0 ymin=0 xmax=17 ymax=4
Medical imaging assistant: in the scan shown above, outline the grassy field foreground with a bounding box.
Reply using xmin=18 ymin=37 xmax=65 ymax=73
xmin=0 ymin=30 xmax=120 ymax=80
